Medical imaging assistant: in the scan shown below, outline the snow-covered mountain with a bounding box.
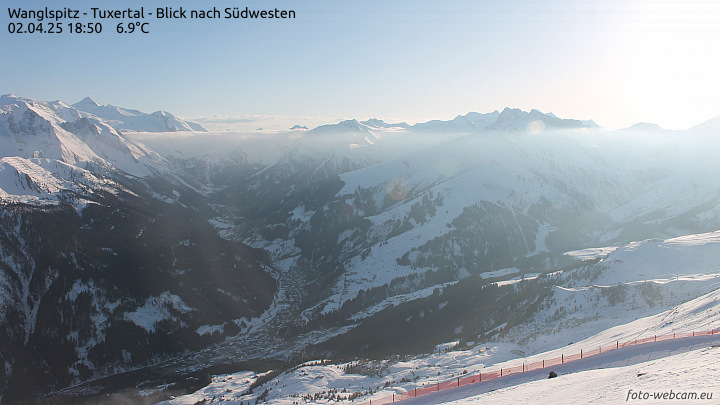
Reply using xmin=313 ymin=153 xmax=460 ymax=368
xmin=621 ymin=122 xmax=668 ymax=132
xmin=0 ymin=94 xmax=170 ymax=183
xmin=3 ymin=95 xmax=720 ymax=403
xmin=361 ymin=118 xmax=410 ymax=129
xmin=0 ymin=95 xmax=274 ymax=402
xmin=72 ymin=96 xmax=207 ymax=133
xmin=411 ymin=108 xmax=596 ymax=133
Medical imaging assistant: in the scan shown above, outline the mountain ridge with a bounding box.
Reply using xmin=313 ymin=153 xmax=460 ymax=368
xmin=70 ymin=96 xmax=207 ymax=133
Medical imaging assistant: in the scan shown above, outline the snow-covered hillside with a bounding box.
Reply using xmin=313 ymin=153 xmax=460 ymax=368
xmin=502 ymin=230 xmax=720 ymax=354
xmin=160 ymin=273 xmax=720 ymax=404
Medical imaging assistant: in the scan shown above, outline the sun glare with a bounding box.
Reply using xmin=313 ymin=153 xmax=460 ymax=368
xmin=613 ymin=0 xmax=720 ymax=128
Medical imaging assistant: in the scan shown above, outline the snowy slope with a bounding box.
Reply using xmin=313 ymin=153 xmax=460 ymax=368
xmin=0 ymin=94 xmax=173 ymax=204
xmin=500 ymin=231 xmax=720 ymax=355
xmin=687 ymin=114 xmax=720 ymax=134
xmin=160 ymin=282 xmax=720 ymax=404
xmin=60 ymin=116 xmax=169 ymax=177
xmin=399 ymin=286 xmax=720 ymax=404
xmin=158 ymin=229 xmax=720 ymax=404
xmin=404 ymin=339 xmax=719 ymax=405
xmin=0 ymin=156 xmax=117 ymax=205
xmin=477 ymin=348 xmax=718 ymax=404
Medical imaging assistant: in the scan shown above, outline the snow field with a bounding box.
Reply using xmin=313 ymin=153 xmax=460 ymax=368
xmin=400 ymin=337 xmax=720 ymax=405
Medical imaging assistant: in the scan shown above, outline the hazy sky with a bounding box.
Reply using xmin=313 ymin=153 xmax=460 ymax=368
xmin=3 ymin=0 xmax=720 ymax=129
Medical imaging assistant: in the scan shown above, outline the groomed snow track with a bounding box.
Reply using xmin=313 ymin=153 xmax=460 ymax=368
xmin=361 ymin=329 xmax=720 ymax=404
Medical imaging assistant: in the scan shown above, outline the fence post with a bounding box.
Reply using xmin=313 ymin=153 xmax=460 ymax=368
xmin=523 ymin=363 xmax=525 ymax=372
xmin=616 ymin=341 xmax=619 ymax=349
xmin=457 ymin=377 xmax=460 ymax=387
xmin=414 ymin=388 xmax=417 ymax=397
xmin=654 ymin=335 xmax=656 ymax=342
xmin=480 ymin=372 xmax=482 ymax=382
xmin=542 ymin=359 xmax=545 ymax=368
xmin=673 ymin=333 xmax=675 ymax=339
xmin=561 ymin=354 xmax=564 ymax=364
xmin=501 ymin=368 xmax=503 ymax=377
xmin=581 ymin=349 xmax=582 ymax=359
xmin=393 ymin=393 xmax=395 ymax=403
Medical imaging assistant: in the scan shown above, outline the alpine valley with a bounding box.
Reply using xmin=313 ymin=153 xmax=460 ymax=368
xmin=1 ymin=94 xmax=720 ymax=403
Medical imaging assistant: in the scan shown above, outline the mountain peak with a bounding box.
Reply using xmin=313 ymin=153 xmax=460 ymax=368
xmin=76 ymin=96 xmax=101 ymax=107
xmin=499 ymin=107 xmax=523 ymax=115
xmin=340 ymin=118 xmax=362 ymax=126
xmin=624 ymin=122 xmax=665 ymax=132
xmin=0 ymin=94 xmax=31 ymax=107
xmin=361 ymin=118 xmax=389 ymax=128
xmin=310 ymin=119 xmax=372 ymax=135
xmin=361 ymin=118 xmax=410 ymax=129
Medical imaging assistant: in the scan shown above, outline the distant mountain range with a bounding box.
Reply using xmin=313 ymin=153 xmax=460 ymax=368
xmin=310 ymin=107 xmax=597 ymax=135
xmin=72 ymin=96 xmax=207 ymax=132
xmin=2 ymin=94 xmax=720 ymax=402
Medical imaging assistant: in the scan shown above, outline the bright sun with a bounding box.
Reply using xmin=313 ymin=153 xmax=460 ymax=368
xmin=613 ymin=0 xmax=720 ymax=128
